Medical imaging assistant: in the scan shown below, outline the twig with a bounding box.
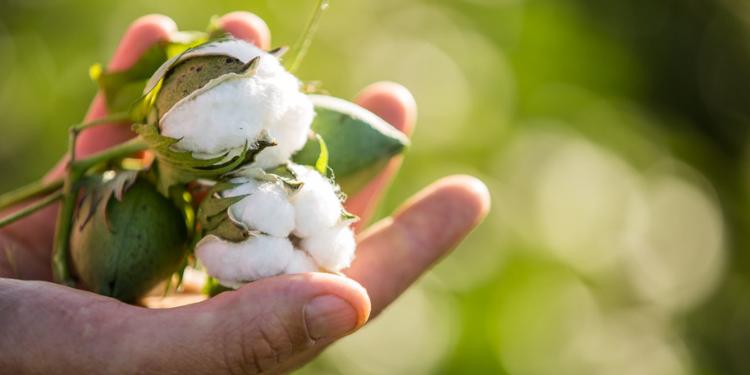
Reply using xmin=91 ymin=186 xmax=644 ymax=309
xmin=288 ymin=0 xmax=329 ymax=73
xmin=0 ymin=178 xmax=64 ymax=211
xmin=0 ymin=190 xmax=63 ymax=228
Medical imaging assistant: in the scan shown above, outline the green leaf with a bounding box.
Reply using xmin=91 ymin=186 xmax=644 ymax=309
xmin=166 ymin=32 xmax=209 ymax=58
xmin=227 ymin=165 xmax=305 ymax=194
xmin=203 ymin=276 xmax=233 ymax=296
xmin=91 ymin=45 xmax=169 ymax=113
xmin=167 ymin=184 xmax=197 ymax=244
xmin=314 ymin=134 xmax=329 ymax=175
xmin=76 ymin=171 xmax=139 ymax=232
xmin=196 ymin=182 xmax=254 ymax=243
xmin=293 ymin=95 xmax=410 ymax=195
xmin=91 ymin=30 xmax=216 ymax=116
xmin=341 ymin=209 xmax=359 ymax=223
xmin=132 ymin=122 xmax=275 ymax=195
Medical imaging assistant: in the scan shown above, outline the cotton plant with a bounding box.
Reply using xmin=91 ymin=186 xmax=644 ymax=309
xmin=0 ymin=2 xmax=409 ymax=303
xmin=131 ymin=38 xmax=314 ymax=195
xmin=138 ymin=36 xmax=359 ymax=291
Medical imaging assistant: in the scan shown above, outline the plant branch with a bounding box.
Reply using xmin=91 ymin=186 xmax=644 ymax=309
xmin=51 ymin=168 xmax=82 ymax=286
xmin=69 ymin=111 xmax=131 ymax=163
xmin=0 ymin=178 xmax=64 ymax=211
xmin=0 ymin=190 xmax=63 ymax=228
xmin=72 ymin=112 xmax=131 ymax=133
xmin=0 ymin=112 xmax=133 ymax=213
xmin=288 ymin=0 xmax=329 ymax=74
xmin=73 ymin=137 xmax=148 ymax=171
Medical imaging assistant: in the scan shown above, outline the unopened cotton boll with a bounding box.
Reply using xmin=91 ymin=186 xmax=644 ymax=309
xmin=196 ymin=234 xmax=294 ymax=286
xmin=158 ymin=40 xmax=314 ymax=168
xmin=289 ymin=165 xmax=343 ymax=238
xmin=301 ymin=223 xmax=357 ymax=272
xmin=224 ymin=180 xmax=296 ymax=237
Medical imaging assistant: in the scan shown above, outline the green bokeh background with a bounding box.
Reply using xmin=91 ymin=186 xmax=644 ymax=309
xmin=2 ymin=0 xmax=750 ymax=373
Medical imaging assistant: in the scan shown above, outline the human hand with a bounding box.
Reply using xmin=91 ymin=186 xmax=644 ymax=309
xmin=0 ymin=12 xmax=489 ymax=373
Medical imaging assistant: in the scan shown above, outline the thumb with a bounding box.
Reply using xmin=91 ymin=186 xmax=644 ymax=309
xmin=131 ymin=273 xmax=370 ymax=374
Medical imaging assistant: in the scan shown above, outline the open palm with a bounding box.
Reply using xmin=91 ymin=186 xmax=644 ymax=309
xmin=0 ymin=12 xmax=489 ymax=374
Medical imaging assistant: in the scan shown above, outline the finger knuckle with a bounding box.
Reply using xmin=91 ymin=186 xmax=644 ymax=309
xmin=227 ymin=312 xmax=309 ymax=374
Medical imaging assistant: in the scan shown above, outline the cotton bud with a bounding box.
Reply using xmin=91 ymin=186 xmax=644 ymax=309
xmin=71 ymin=174 xmax=188 ymax=303
xmin=146 ymin=38 xmax=314 ymax=169
xmin=196 ymin=164 xmax=357 ymax=288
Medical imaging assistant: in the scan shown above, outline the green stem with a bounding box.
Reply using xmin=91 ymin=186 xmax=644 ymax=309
xmin=72 ymin=112 xmax=131 ymax=133
xmin=0 ymin=190 xmax=63 ymax=228
xmin=69 ymin=112 xmax=132 ymax=162
xmin=0 ymin=137 xmax=145 ymax=214
xmin=73 ymin=138 xmax=148 ymax=171
xmin=0 ymin=178 xmax=64 ymax=211
xmin=288 ymin=0 xmax=329 ymax=74
xmin=51 ymin=168 xmax=82 ymax=286
xmin=0 ymin=112 xmax=131 ymax=212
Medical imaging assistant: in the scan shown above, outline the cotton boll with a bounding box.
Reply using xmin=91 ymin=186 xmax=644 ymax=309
xmin=194 ymin=235 xmax=247 ymax=285
xmin=252 ymin=92 xmax=315 ymax=169
xmin=284 ymin=250 xmax=320 ymax=274
xmin=238 ymin=235 xmax=295 ymax=281
xmin=160 ymin=77 xmax=268 ymax=157
xmin=222 ymin=178 xmax=259 ymax=197
xmin=301 ymin=223 xmax=357 ymax=272
xmin=289 ymin=166 xmax=343 ymax=237
xmin=253 ymin=68 xmax=305 ymax=120
xmin=196 ymin=234 xmax=294 ymax=287
xmin=227 ymin=181 xmax=296 ymax=237
xmin=158 ymin=44 xmax=313 ymax=161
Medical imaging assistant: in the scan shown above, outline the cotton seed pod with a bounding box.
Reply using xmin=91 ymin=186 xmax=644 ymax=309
xmin=70 ymin=175 xmax=188 ymax=303
xmin=196 ymin=163 xmax=357 ymax=288
xmin=144 ymin=38 xmax=314 ymax=169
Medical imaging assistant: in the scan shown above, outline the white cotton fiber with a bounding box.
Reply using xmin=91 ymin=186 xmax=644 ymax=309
xmin=160 ymin=77 xmax=268 ymax=157
xmin=284 ymin=250 xmax=320 ymax=274
xmin=289 ymin=165 xmax=342 ymax=238
xmin=226 ymin=181 xmax=295 ymax=237
xmin=300 ymin=223 xmax=356 ymax=272
xmin=195 ymin=234 xmax=294 ymax=287
xmin=251 ymin=94 xmax=314 ymax=169
xmin=158 ymin=40 xmax=313 ymax=164
xmin=194 ymin=235 xmax=246 ymax=285
xmin=222 ymin=177 xmax=259 ymax=197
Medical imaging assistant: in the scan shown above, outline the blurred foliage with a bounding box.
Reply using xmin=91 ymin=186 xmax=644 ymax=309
xmin=2 ymin=0 xmax=750 ymax=374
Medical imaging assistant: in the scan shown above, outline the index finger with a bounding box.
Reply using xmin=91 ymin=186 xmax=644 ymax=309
xmin=76 ymin=15 xmax=177 ymax=158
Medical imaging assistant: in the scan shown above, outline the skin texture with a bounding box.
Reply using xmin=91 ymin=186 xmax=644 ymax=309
xmin=0 ymin=12 xmax=490 ymax=374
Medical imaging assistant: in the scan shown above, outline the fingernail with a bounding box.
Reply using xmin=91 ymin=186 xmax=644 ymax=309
xmin=304 ymin=295 xmax=358 ymax=340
